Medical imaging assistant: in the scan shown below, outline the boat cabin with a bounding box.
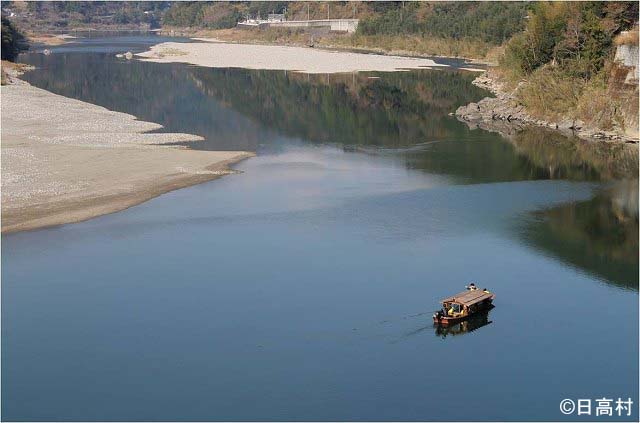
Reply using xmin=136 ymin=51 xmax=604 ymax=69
xmin=440 ymin=289 xmax=494 ymax=318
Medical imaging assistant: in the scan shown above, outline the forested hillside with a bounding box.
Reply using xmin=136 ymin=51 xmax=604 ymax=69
xmin=1 ymin=1 xmax=169 ymax=30
xmin=501 ymin=2 xmax=637 ymax=81
xmin=161 ymin=0 xmax=528 ymax=43
xmin=495 ymin=1 xmax=638 ymax=134
xmin=163 ymin=2 xmax=364 ymax=28
xmin=159 ymin=1 xmax=531 ymax=58
xmin=356 ymin=2 xmax=528 ymax=45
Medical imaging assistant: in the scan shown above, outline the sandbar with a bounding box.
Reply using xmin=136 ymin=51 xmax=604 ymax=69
xmin=1 ymin=83 xmax=253 ymax=233
xmin=137 ymin=39 xmax=449 ymax=74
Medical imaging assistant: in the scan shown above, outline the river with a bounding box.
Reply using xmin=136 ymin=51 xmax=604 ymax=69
xmin=3 ymin=35 xmax=638 ymax=421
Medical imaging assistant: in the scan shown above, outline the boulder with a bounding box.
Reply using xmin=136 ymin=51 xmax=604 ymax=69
xmin=558 ymin=119 xmax=573 ymax=130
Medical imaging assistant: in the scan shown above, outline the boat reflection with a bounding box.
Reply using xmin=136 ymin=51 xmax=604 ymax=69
xmin=434 ymin=307 xmax=494 ymax=338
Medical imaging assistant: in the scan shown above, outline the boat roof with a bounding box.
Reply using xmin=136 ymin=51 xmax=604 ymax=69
xmin=441 ymin=290 xmax=493 ymax=306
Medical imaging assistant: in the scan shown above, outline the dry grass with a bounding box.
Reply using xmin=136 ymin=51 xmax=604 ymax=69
xmin=512 ymin=62 xmax=630 ymax=132
xmin=515 ymin=65 xmax=584 ymax=120
xmin=170 ymin=28 xmax=494 ymax=61
xmin=181 ymin=27 xmax=312 ymax=45
xmin=26 ymin=33 xmax=69 ymax=46
xmin=575 ymin=82 xmax=621 ymax=131
xmin=615 ymin=27 xmax=639 ymax=46
xmin=483 ymin=45 xmax=505 ymax=66
xmin=1 ymin=61 xmax=32 ymax=85
xmin=326 ymin=34 xmax=492 ymax=60
xmin=155 ymin=47 xmax=188 ymax=58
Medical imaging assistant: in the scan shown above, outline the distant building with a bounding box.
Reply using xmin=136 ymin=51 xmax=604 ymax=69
xmin=267 ymin=13 xmax=285 ymax=23
xmin=237 ymin=15 xmax=359 ymax=33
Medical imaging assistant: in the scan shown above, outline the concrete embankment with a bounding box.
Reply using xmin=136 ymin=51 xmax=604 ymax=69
xmin=1 ymin=82 xmax=253 ymax=233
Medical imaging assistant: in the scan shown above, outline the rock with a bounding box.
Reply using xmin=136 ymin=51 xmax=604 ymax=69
xmin=558 ymin=119 xmax=574 ymax=130
xmin=457 ymin=72 xmax=637 ymax=143
xmin=572 ymin=120 xmax=585 ymax=130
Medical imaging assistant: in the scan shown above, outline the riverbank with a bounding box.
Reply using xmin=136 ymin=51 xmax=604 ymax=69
xmin=137 ymin=38 xmax=452 ymax=73
xmin=1 ymin=60 xmax=33 ymax=85
xmin=1 ymin=81 xmax=253 ymax=233
xmin=456 ymin=72 xmax=639 ymax=144
xmin=159 ymin=27 xmax=496 ymax=66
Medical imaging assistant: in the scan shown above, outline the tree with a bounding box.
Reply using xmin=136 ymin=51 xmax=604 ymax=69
xmin=501 ymin=1 xmax=637 ymax=79
xmin=1 ymin=16 xmax=28 ymax=62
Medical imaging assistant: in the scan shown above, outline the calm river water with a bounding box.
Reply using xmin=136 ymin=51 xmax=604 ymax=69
xmin=4 ymin=36 xmax=638 ymax=421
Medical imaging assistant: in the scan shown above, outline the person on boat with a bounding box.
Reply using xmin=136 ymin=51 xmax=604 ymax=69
xmin=447 ymin=307 xmax=454 ymax=317
xmin=483 ymin=288 xmax=490 ymax=293
xmin=447 ymin=303 xmax=463 ymax=317
xmin=466 ymin=283 xmax=477 ymax=291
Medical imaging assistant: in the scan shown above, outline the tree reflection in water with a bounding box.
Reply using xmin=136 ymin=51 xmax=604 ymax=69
xmin=19 ymin=49 xmax=639 ymax=291
xmin=521 ymin=179 xmax=638 ymax=290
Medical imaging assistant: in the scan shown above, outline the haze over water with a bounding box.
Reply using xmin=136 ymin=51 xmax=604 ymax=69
xmin=3 ymin=36 xmax=638 ymax=421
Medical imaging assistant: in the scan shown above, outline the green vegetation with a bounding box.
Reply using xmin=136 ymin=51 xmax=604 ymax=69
xmin=162 ymin=2 xmax=288 ymax=29
xmin=162 ymin=2 xmax=208 ymax=28
xmin=496 ymin=1 xmax=638 ymax=129
xmin=1 ymin=16 xmax=28 ymax=61
xmin=357 ymin=2 xmax=528 ymax=45
xmin=501 ymin=2 xmax=637 ymax=80
xmin=161 ymin=1 xmax=530 ymax=59
xmin=343 ymin=2 xmax=528 ymax=60
xmin=3 ymin=1 xmax=169 ymax=30
xmin=330 ymin=33 xmax=494 ymax=60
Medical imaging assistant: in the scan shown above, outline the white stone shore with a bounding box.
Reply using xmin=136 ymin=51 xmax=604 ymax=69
xmin=137 ymin=39 xmax=449 ymax=73
xmin=1 ymin=83 xmax=253 ymax=233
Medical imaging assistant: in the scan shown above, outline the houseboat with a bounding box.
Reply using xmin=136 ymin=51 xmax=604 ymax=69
xmin=433 ymin=286 xmax=495 ymax=326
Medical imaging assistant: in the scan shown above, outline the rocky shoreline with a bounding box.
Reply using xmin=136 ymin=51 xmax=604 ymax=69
xmin=455 ymin=73 xmax=639 ymax=144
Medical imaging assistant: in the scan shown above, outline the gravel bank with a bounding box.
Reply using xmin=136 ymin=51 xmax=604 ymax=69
xmin=136 ymin=39 xmax=449 ymax=73
xmin=1 ymin=83 xmax=253 ymax=233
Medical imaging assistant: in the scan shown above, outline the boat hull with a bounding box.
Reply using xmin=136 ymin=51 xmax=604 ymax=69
xmin=433 ymin=300 xmax=494 ymax=326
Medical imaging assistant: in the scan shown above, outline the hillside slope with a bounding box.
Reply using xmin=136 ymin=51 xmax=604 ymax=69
xmin=457 ymin=2 xmax=638 ymax=142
